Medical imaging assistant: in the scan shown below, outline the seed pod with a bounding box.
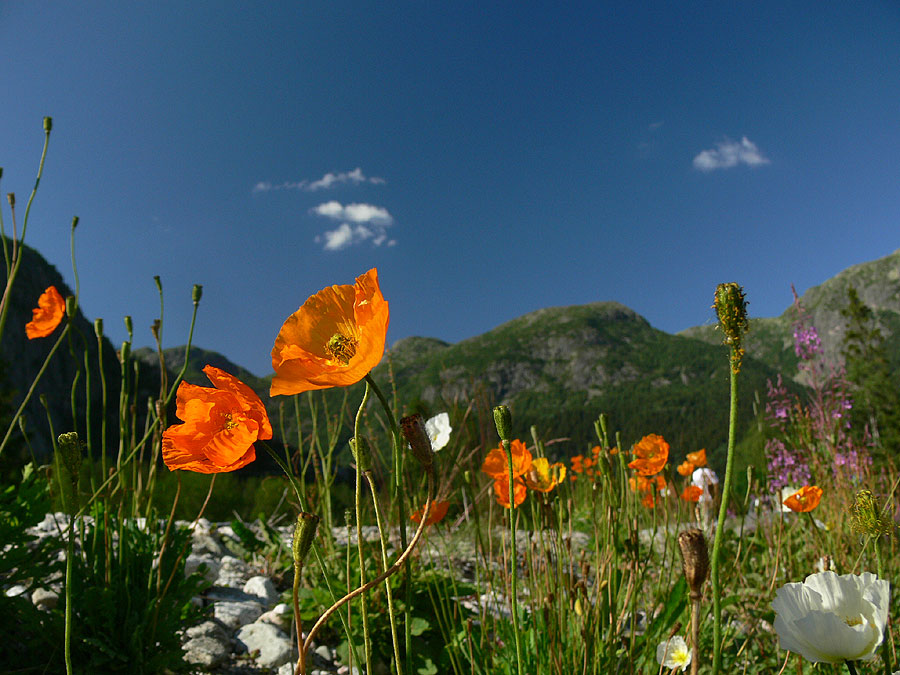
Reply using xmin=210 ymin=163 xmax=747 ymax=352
xmin=292 ymin=512 xmax=320 ymax=567
xmin=677 ymin=528 xmax=710 ymax=600
xmin=493 ymin=405 xmax=512 ymax=442
xmin=401 ymin=414 xmax=433 ymax=468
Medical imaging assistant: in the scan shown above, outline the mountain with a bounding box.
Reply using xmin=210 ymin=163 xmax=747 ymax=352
xmin=374 ymin=301 xmax=781 ymax=459
xmin=12 ymin=239 xmax=899 ymax=474
xmin=680 ymin=249 xmax=900 ymax=382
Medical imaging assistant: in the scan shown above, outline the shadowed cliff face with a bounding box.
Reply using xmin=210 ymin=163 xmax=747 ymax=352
xmin=2 ymin=239 xmax=160 ymax=462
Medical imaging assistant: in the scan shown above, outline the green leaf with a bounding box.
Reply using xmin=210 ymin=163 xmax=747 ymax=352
xmin=410 ymin=616 xmax=431 ymax=636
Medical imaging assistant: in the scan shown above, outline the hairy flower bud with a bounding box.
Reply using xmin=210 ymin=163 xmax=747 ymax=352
xmin=65 ymin=295 xmax=77 ymax=318
xmin=350 ymin=436 xmax=371 ymax=472
xmin=678 ymin=528 xmax=710 ymax=600
xmin=401 ymin=414 xmax=433 ymax=468
xmin=94 ymin=318 xmax=104 ymax=338
xmin=124 ymin=315 xmax=133 ymax=338
xmin=119 ymin=340 xmax=131 ymax=365
xmin=71 ymin=216 xmax=79 ymax=230
xmin=192 ymin=284 xmax=203 ymax=304
xmin=493 ymin=405 xmax=512 ymax=442
xmin=43 ymin=116 xmax=52 ymax=133
xmin=851 ymin=490 xmax=893 ymax=538
xmin=292 ymin=511 xmax=319 ymax=567
xmin=714 ymin=282 xmax=749 ymax=373
xmin=57 ymin=432 xmax=83 ymax=483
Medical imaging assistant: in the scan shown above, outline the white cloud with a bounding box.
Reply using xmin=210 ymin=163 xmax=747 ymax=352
xmin=311 ymin=201 xmax=395 ymax=251
xmin=693 ymin=137 xmax=770 ymax=171
xmin=254 ymin=168 xmax=385 ymax=193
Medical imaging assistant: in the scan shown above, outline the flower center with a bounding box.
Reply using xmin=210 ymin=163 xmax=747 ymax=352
xmin=221 ymin=413 xmax=239 ymax=430
xmin=844 ymin=615 xmax=864 ymax=627
xmin=325 ymin=333 xmax=359 ymax=364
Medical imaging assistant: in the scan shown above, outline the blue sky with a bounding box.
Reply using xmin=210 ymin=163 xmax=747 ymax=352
xmin=3 ymin=1 xmax=900 ymax=376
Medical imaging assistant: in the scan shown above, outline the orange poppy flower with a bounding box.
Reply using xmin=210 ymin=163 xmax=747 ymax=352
xmin=524 ymin=457 xmax=567 ymax=493
xmin=686 ymin=448 xmax=707 ymax=467
xmin=608 ymin=446 xmax=619 ymax=456
xmin=493 ymin=477 xmax=527 ymax=508
xmin=590 ymin=445 xmax=601 ymax=458
xmin=627 ymin=434 xmax=669 ymax=476
xmin=782 ymin=485 xmax=823 ymax=513
xmin=163 ymin=365 xmax=272 ymax=473
xmin=570 ymin=455 xmax=585 ymax=473
xmin=681 ymin=485 xmax=704 ymax=502
xmin=677 ymin=460 xmax=695 ymax=477
xmin=641 ymin=492 xmax=657 ymax=508
xmin=25 ymin=285 xmax=65 ymax=339
xmin=629 ymin=475 xmax=653 ymax=493
xmin=270 ymin=268 xmax=389 ymax=396
xmin=481 ymin=439 xmax=533 ymax=480
xmin=410 ymin=500 xmax=450 ymax=526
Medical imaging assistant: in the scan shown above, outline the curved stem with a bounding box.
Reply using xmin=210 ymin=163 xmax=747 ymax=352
xmin=353 ymin=381 xmax=373 ymax=670
xmin=303 ymin=469 xmax=434 ymax=655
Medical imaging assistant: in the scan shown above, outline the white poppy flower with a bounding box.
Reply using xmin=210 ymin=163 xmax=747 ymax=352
xmin=425 ymin=412 xmax=451 ymax=451
xmin=691 ymin=467 xmax=718 ymax=503
xmin=779 ymin=486 xmax=799 ymax=512
xmin=656 ymin=635 xmax=691 ymax=671
xmin=772 ymin=571 xmax=889 ymax=664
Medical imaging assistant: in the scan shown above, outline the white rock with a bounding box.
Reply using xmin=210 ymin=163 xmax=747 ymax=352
xmin=183 ymin=635 xmax=231 ymax=668
xmin=31 ymin=587 xmax=58 ymax=610
xmin=235 ymin=622 xmax=291 ymax=667
xmin=184 ymin=552 xmax=221 ymax=582
xmin=215 ymin=555 xmax=251 ymax=588
xmin=243 ymin=575 xmax=279 ymax=607
xmin=258 ymin=602 xmax=292 ymax=629
xmin=5 ymin=584 xmax=28 ymax=598
xmin=214 ymin=600 xmax=264 ymax=630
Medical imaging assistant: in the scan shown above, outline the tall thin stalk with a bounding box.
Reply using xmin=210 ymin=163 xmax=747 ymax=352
xmin=709 ymin=282 xmax=748 ymax=675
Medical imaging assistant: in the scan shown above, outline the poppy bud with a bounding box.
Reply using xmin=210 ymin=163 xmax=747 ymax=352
xmin=400 ymin=414 xmax=433 ymax=468
xmin=7 ymin=193 xmax=14 ymax=208
xmin=493 ymin=405 xmax=512 ymax=442
xmin=151 ymin=319 xmax=161 ymax=341
xmin=677 ymin=528 xmax=709 ymax=600
xmin=124 ymin=315 xmax=133 ymax=338
xmin=714 ymin=282 xmax=749 ymax=373
xmin=94 ymin=318 xmax=103 ymax=338
xmin=120 ymin=341 xmax=131 ymax=365
xmin=57 ymin=432 xmax=82 ymax=484
xmin=292 ymin=511 xmax=319 ymax=567
xmin=851 ymin=489 xmax=893 ymax=538
xmin=43 ymin=116 xmax=52 ymax=132
xmin=192 ymin=284 xmax=203 ymax=304
xmin=65 ymin=296 xmax=76 ymax=318
xmin=71 ymin=216 xmax=78 ymax=231
xmin=153 ymin=275 xmax=162 ymax=294
xmin=350 ymin=436 xmax=371 ymax=472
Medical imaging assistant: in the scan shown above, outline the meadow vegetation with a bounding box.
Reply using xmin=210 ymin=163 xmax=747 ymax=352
xmin=3 ymin=119 xmax=900 ymax=675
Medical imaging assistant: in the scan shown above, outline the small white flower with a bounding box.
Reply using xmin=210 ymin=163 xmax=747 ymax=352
xmin=691 ymin=467 xmax=718 ymax=503
xmin=656 ymin=635 xmax=691 ymax=671
xmin=424 ymin=412 xmax=452 ymax=451
xmin=772 ymin=570 xmax=889 ymax=664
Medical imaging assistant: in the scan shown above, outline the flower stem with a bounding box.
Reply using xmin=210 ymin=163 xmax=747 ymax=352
xmin=353 ymin=381 xmax=373 ymax=671
xmin=846 ymin=660 xmax=859 ymax=675
xmin=504 ymin=438 xmax=525 ymax=675
xmin=711 ymin=364 xmax=739 ymax=674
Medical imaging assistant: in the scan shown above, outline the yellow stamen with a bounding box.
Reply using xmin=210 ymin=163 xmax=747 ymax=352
xmin=325 ymin=333 xmax=359 ymax=364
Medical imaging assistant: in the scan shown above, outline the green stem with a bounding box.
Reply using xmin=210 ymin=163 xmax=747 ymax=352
xmin=874 ymin=538 xmax=892 ymax=675
xmin=504 ymin=439 xmax=524 ymax=675
xmin=711 ymin=365 xmax=739 ymax=675
xmin=354 ymin=381 xmax=373 ymax=671
xmin=0 ymin=321 xmax=71 ymax=455
xmin=0 ymin=121 xmax=51 ymax=343
xmin=363 ymin=373 xmax=411 ymax=672
xmin=365 ymin=470 xmax=403 ymax=675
